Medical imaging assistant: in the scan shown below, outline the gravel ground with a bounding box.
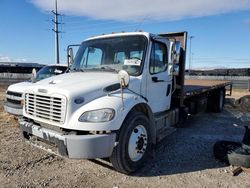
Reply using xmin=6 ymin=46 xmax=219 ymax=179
xmin=0 ymin=88 xmax=250 ymax=188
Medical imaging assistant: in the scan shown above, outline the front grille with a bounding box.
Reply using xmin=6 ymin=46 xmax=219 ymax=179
xmin=25 ymin=93 xmax=66 ymax=124
xmin=7 ymin=91 xmax=22 ymax=97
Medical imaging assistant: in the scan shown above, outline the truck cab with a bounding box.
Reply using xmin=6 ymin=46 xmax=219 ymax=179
xmin=70 ymin=32 xmax=176 ymax=113
xmin=19 ymin=31 xmax=227 ymax=174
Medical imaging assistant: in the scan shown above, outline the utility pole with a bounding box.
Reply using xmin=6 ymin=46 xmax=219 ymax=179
xmin=189 ymin=35 xmax=194 ymax=75
xmin=52 ymin=0 xmax=60 ymax=64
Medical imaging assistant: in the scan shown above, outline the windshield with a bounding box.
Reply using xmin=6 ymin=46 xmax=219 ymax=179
xmin=35 ymin=66 xmax=67 ymax=81
xmin=71 ymin=35 xmax=147 ymax=76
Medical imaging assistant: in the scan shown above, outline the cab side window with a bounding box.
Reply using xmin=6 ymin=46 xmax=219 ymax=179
xmin=150 ymin=42 xmax=168 ymax=74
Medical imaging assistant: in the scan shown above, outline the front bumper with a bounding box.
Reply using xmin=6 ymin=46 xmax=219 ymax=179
xmin=4 ymin=102 xmax=23 ymax=115
xmin=19 ymin=119 xmax=117 ymax=159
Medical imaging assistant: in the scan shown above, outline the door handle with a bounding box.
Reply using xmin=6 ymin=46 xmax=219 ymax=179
xmin=152 ymin=76 xmax=164 ymax=82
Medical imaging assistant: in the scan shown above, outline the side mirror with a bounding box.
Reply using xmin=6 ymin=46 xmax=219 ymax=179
xmin=118 ymin=70 xmax=130 ymax=88
xmin=172 ymin=64 xmax=180 ymax=76
xmin=67 ymin=47 xmax=74 ymax=66
xmin=168 ymin=64 xmax=180 ymax=76
xmin=172 ymin=41 xmax=181 ymax=64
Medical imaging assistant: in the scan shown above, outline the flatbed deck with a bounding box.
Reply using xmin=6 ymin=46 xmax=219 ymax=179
xmin=184 ymin=79 xmax=231 ymax=98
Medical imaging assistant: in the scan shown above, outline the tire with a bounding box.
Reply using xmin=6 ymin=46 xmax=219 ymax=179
xmin=236 ymin=95 xmax=250 ymax=112
xmin=208 ymin=89 xmax=225 ymax=113
xmin=213 ymin=140 xmax=241 ymax=163
xmin=110 ymin=112 xmax=152 ymax=174
xmin=228 ymin=147 xmax=250 ymax=168
xmin=242 ymin=126 xmax=250 ymax=146
xmin=175 ymin=107 xmax=189 ymax=128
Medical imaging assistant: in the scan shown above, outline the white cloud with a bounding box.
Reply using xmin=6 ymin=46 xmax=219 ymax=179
xmin=15 ymin=58 xmax=28 ymax=62
xmin=0 ymin=55 xmax=11 ymax=62
xmin=30 ymin=0 xmax=250 ymax=21
xmin=0 ymin=55 xmax=28 ymax=63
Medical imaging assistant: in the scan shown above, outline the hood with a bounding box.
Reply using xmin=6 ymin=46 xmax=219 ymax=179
xmin=27 ymin=72 xmax=120 ymax=100
xmin=7 ymin=81 xmax=32 ymax=94
xmin=24 ymin=71 xmax=141 ymax=125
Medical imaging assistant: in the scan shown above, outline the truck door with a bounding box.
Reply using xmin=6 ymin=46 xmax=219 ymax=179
xmin=146 ymin=39 xmax=172 ymax=113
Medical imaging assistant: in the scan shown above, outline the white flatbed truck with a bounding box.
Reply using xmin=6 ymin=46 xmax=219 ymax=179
xmin=19 ymin=31 xmax=231 ymax=174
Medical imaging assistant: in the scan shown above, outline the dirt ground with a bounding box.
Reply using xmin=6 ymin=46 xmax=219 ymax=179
xmin=228 ymin=89 xmax=250 ymax=100
xmin=0 ymin=87 xmax=250 ymax=188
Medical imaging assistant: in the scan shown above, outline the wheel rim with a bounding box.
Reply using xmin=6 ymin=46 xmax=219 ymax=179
xmin=128 ymin=124 xmax=148 ymax=162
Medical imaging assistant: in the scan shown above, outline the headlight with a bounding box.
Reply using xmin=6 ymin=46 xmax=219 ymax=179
xmin=79 ymin=108 xmax=115 ymax=122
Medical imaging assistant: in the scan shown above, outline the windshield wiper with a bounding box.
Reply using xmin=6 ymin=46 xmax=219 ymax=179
xmin=72 ymin=66 xmax=117 ymax=73
xmin=70 ymin=68 xmax=84 ymax=72
xmin=69 ymin=67 xmax=77 ymax=72
xmin=98 ymin=66 xmax=118 ymax=73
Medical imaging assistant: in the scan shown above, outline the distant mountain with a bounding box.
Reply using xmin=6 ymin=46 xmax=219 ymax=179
xmin=191 ymin=66 xmax=228 ymax=71
xmin=186 ymin=68 xmax=250 ymax=76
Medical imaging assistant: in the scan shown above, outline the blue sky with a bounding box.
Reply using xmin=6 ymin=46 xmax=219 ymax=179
xmin=0 ymin=0 xmax=250 ymax=69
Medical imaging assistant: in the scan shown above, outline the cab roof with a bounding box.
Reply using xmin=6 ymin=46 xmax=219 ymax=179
xmin=84 ymin=32 xmax=151 ymax=42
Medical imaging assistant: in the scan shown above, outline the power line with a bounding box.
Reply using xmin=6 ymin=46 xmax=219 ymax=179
xmin=51 ymin=0 xmax=64 ymax=64
xmin=188 ymin=35 xmax=194 ymax=74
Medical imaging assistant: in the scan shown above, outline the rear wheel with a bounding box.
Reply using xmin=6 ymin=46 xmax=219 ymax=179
xmin=213 ymin=140 xmax=241 ymax=163
xmin=208 ymin=89 xmax=225 ymax=112
xmin=242 ymin=126 xmax=250 ymax=147
xmin=228 ymin=147 xmax=250 ymax=168
xmin=110 ymin=112 xmax=152 ymax=174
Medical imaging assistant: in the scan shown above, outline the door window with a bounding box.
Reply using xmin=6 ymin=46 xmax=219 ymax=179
xmin=149 ymin=42 xmax=168 ymax=74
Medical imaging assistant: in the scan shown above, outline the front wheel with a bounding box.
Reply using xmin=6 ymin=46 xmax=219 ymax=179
xmin=110 ymin=112 xmax=152 ymax=174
